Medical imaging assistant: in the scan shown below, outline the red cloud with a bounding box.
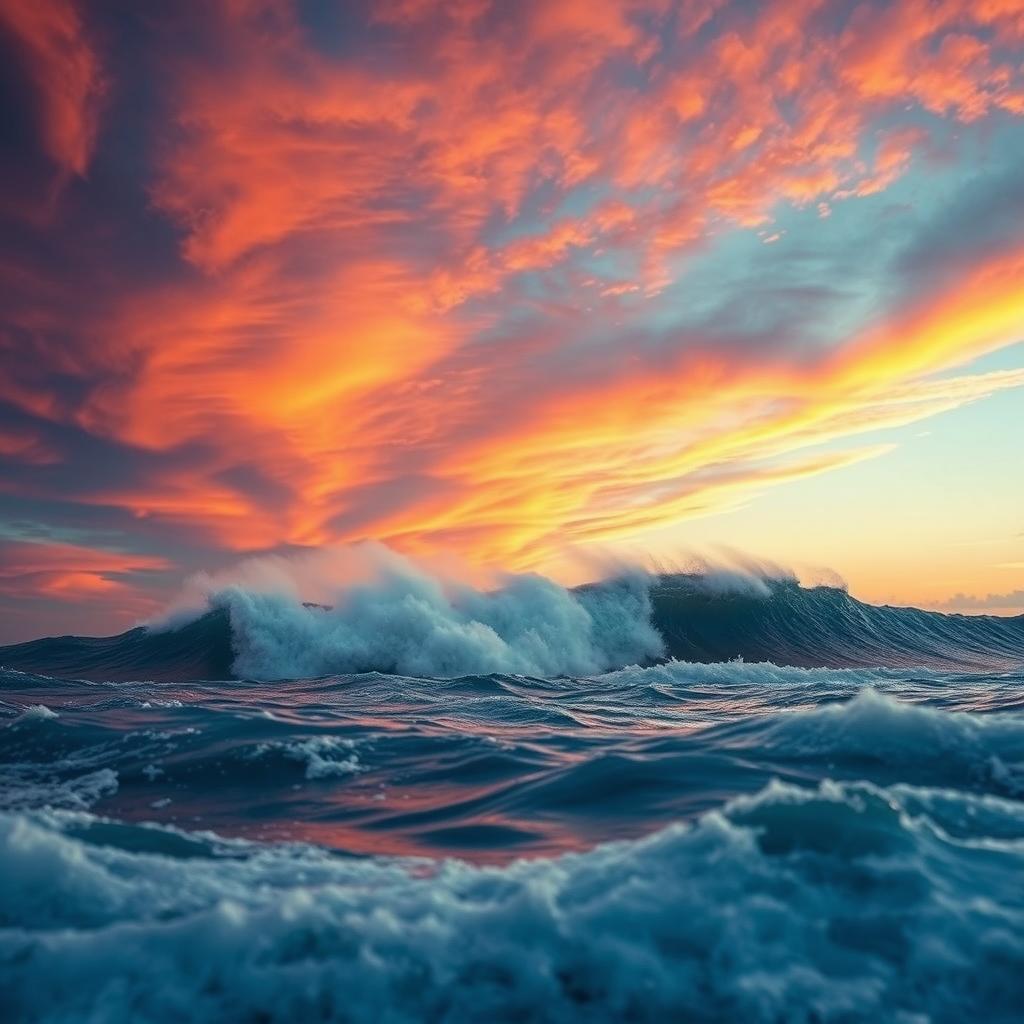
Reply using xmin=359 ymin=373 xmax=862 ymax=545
xmin=0 ymin=0 xmax=105 ymax=178
xmin=0 ymin=540 xmax=168 ymax=600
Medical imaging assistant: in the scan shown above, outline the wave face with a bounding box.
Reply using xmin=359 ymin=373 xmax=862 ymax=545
xmin=1 ymin=574 xmax=1020 ymax=683
xmin=0 ymin=607 xmax=235 ymax=683
xmin=652 ymin=576 xmax=1024 ymax=670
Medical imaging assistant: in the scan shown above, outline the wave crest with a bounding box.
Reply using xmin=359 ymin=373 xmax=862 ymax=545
xmin=217 ymin=568 xmax=664 ymax=680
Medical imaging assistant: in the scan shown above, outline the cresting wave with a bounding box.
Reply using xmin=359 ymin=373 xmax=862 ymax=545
xmin=1 ymin=570 xmax=1021 ymax=682
xmin=218 ymin=569 xmax=664 ymax=680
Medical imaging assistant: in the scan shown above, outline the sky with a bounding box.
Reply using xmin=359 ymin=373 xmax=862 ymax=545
xmin=0 ymin=0 xmax=1023 ymax=642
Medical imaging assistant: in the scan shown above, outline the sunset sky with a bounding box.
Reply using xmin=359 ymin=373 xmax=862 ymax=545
xmin=1 ymin=0 xmax=1023 ymax=642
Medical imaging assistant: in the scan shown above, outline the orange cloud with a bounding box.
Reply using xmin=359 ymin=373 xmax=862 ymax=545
xmin=840 ymin=0 xmax=1024 ymax=119
xmin=0 ymin=540 xmax=169 ymax=602
xmin=398 ymin=245 xmax=1024 ymax=568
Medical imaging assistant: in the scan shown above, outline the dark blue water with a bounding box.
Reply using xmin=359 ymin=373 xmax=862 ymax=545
xmin=2 ymin=576 xmax=1024 ymax=1022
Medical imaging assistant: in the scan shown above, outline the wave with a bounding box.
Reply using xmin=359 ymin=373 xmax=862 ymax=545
xmin=703 ymin=685 xmax=1024 ymax=796
xmin=652 ymin=575 xmax=1024 ymax=670
xmin=2 ymin=775 xmax=1023 ymax=1023
xmin=1 ymin=573 xmax=1021 ymax=682
xmin=4 ymin=648 xmax=1024 ymax=1019
xmin=215 ymin=569 xmax=663 ymax=680
xmin=0 ymin=607 xmax=235 ymax=682
xmin=4 ymin=666 xmax=1023 ymax=857
xmin=5 ymin=554 xmax=1023 ymax=1022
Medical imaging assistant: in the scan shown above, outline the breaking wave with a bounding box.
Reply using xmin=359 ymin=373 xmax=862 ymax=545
xmin=2 ymin=569 xmax=1021 ymax=682
xmin=216 ymin=568 xmax=663 ymax=680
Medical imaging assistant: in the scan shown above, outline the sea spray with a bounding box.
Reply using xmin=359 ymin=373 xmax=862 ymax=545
xmin=217 ymin=570 xmax=664 ymax=680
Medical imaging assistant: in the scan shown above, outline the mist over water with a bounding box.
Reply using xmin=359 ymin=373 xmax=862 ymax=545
xmin=2 ymin=555 xmax=1024 ymax=1021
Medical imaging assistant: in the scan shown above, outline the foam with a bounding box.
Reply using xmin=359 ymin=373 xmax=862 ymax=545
xmin=20 ymin=704 xmax=60 ymax=720
xmin=1 ymin=779 xmax=1022 ymax=1022
xmin=0 ymin=768 xmax=118 ymax=811
xmin=217 ymin=566 xmax=664 ymax=680
xmin=600 ymin=658 xmax=900 ymax=688
xmin=251 ymin=736 xmax=362 ymax=779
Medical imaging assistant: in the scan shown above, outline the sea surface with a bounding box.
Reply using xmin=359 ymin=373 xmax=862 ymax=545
xmin=2 ymin=574 xmax=1023 ymax=1022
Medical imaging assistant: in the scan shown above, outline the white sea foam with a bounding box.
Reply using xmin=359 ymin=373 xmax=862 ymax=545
xmin=251 ymin=736 xmax=362 ymax=779
xmin=0 ymin=768 xmax=118 ymax=811
xmin=600 ymin=658 xmax=901 ymax=687
xmin=1 ymin=779 xmax=1022 ymax=1022
xmin=213 ymin=558 xmax=663 ymax=680
xmin=20 ymin=704 xmax=59 ymax=721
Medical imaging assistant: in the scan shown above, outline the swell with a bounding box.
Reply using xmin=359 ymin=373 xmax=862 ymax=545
xmin=652 ymin=577 xmax=1024 ymax=671
xmin=0 ymin=608 xmax=234 ymax=683
xmin=4 ymin=673 xmax=1023 ymax=857
xmin=1 ymin=575 xmax=1021 ymax=683
xmin=4 ymin=665 xmax=1024 ymax=1019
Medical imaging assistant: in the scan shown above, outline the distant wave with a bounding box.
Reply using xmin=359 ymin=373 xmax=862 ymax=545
xmin=1 ymin=573 xmax=1021 ymax=682
xmin=651 ymin=575 xmax=1024 ymax=671
xmin=0 ymin=607 xmax=236 ymax=682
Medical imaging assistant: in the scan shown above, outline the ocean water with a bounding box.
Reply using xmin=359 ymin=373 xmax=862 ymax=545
xmin=2 ymin=574 xmax=1023 ymax=1022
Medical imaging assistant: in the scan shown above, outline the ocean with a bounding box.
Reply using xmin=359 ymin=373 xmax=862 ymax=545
xmin=2 ymin=573 xmax=1023 ymax=1022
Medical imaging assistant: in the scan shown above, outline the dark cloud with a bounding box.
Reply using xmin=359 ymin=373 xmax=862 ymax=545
xmin=936 ymin=589 xmax=1024 ymax=613
xmin=896 ymin=160 xmax=1024 ymax=292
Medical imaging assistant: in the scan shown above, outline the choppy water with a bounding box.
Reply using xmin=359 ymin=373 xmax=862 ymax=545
xmin=2 ymin=576 xmax=1024 ymax=1021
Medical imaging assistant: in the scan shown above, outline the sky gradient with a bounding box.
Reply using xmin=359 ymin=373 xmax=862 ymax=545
xmin=1 ymin=0 xmax=1023 ymax=642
